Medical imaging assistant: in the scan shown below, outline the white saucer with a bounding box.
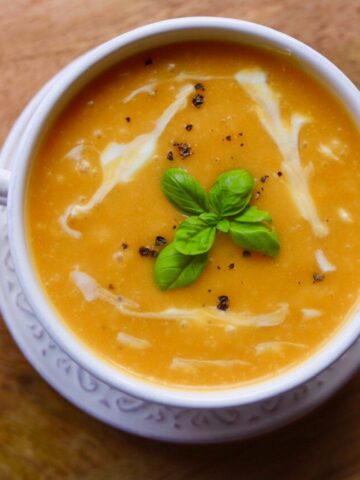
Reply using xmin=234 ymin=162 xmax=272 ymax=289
xmin=1 ymin=64 xmax=359 ymax=443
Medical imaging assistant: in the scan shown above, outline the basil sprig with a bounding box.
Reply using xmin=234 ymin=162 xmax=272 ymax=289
xmin=154 ymin=168 xmax=280 ymax=290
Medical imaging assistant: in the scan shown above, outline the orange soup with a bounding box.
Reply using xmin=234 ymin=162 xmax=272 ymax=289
xmin=26 ymin=42 xmax=360 ymax=389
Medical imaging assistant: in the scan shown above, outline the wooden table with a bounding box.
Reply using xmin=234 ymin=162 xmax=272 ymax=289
xmin=0 ymin=1 xmax=359 ymax=478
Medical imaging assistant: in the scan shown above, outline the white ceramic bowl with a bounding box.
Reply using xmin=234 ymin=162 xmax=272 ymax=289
xmin=0 ymin=17 xmax=359 ymax=410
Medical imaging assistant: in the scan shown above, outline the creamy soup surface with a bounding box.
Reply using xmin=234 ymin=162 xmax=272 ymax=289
xmin=26 ymin=42 xmax=360 ymax=389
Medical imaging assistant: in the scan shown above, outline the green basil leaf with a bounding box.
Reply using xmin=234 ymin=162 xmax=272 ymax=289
xmin=199 ymin=212 xmax=219 ymax=226
xmin=154 ymin=243 xmax=208 ymax=290
xmin=162 ymin=168 xmax=209 ymax=216
xmin=216 ymin=219 xmax=230 ymax=233
xmin=209 ymin=169 xmax=255 ymax=217
xmin=173 ymin=217 xmax=216 ymax=255
xmin=234 ymin=206 xmax=272 ymax=224
xmin=229 ymin=222 xmax=280 ymax=257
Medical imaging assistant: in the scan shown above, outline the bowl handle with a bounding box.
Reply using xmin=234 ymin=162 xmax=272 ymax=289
xmin=0 ymin=168 xmax=10 ymax=206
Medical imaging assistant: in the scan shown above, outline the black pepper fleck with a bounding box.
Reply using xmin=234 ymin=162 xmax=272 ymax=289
xmin=217 ymin=265 xmax=221 ymax=271
xmin=108 ymin=284 xmax=114 ymax=290
xmin=173 ymin=142 xmax=192 ymax=158
xmin=167 ymin=151 xmax=174 ymax=161
xmin=145 ymin=57 xmax=153 ymax=66
xmin=155 ymin=235 xmax=167 ymax=246
xmin=208 ymin=289 xmax=212 ymax=293
xmin=313 ymin=272 xmax=325 ymax=283
xmin=125 ymin=116 xmax=131 ymax=123
xmin=228 ymin=263 xmax=235 ymax=270
xmin=217 ymin=295 xmax=229 ymax=311
xmin=225 ymin=135 xmax=232 ymax=141
xmin=192 ymin=94 xmax=204 ymax=108
xmin=121 ymin=243 xmax=128 ymax=250
xmin=185 ymin=124 xmax=193 ymax=131
xmin=139 ymin=246 xmax=158 ymax=257
xmin=242 ymin=250 xmax=251 ymax=257
xmin=254 ymin=191 xmax=261 ymax=200
xmin=240 ymin=143 xmax=244 ymax=147
xmin=261 ymin=175 xmax=269 ymax=183
xmin=172 ymin=225 xmax=177 ymax=230
xmin=277 ymin=171 xmax=283 ymax=177
xmin=194 ymin=83 xmax=205 ymax=91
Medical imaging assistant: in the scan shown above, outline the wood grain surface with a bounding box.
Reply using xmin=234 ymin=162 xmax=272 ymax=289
xmin=0 ymin=1 xmax=359 ymax=479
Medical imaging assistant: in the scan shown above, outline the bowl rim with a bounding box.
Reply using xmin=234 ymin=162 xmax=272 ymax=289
xmin=7 ymin=16 xmax=360 ymax=409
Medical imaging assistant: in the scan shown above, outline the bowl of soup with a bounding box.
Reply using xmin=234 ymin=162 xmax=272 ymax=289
xmin=0 ymin=17 xmax=360 ymax=411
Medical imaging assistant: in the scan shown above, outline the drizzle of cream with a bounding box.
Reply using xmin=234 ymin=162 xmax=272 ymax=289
xmin=59 ymin=205 xmax=82 ymax=239
xmin=61 ymin=68 xmax=330 ymax=240
xmin=255 ymin=341 xmax=307 ymax=355
xmin=65 ymin=143 xmax=84 ymax=161
xmin=121 ymin=73 xmax=231 ymax=103
xmin=116 ymin=332 xmax=151 ymax=349
xmin=235 ymin=68 xmax=328 ymax=238
xmin=70 ymin=270 xmax=289 ymax=328
xmin=301 ymin=308 xmax=322 ymax=319
xmin=64 ymin=142 xmax=99 ymax=174
xmin=71 ymin=270 xmax=139 ymax=307
xmin=170 ymin=357 xmax=249 ymax=371
xmin=318 ymin=138 xmax=348 ymax=162
xmin=338 ymin=207 xmax=353 ymax=223
xmin=123 ymin=81 xmax=157 ymax=103
xmin=318 ymin=143 xmax=340 ymax=161
xmin=60 ymin=84 xmax=193 ymax=236
xmin=315 ymin=249 xmax=337 ymax=272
